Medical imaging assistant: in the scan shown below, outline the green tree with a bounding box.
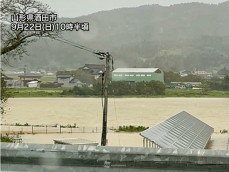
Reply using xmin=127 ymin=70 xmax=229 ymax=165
xmin=217 ymin=67 xmax=229 ymax=75
xmin=200 ymin=82 xmax=210 ymax=95
xmin=164 ymin=71 xmax=181 ymax=84
xmin=1 ymin=73 xmax=9 ymax=115
xmin=1 ymin=0 xmax=60 ymax=63
xmin=222 ymin=75 xmax=229 ymax=91
xmin=136 ymin=81 xmax=147 ymax=95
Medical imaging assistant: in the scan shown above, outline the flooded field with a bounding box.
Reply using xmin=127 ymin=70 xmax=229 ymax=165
xmin=2 ymin=98 xmax=229 ymax=132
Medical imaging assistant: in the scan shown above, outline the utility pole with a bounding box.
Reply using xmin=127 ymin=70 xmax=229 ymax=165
xmin=101 ymin=52 xmax=111 ymax=146
xmin=23 ymin=65 xmax=27 ymax=87
xmin=54 ymin=37 xmax=114 ymax=146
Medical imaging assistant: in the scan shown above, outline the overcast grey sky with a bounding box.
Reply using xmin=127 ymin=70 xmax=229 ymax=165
xmin=39 ymin=0 xmax=227 ymax=18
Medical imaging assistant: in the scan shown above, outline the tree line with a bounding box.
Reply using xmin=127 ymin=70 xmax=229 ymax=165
xmin=61 ymin=80 xmax=166 ymax=96
xmin=207 ymin=75 xmax=229 ymax=91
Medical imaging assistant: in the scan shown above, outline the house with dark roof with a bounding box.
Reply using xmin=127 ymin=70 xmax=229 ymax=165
xmin=55 ymin=74 xmax=84 ymax=88
xmin=179 ymin=70 xmax=191 ymax=77
xmin=2 ymin=74 xmax=22 ymax=88
xmin=18 ymin=73 xmax=42 ymax=87
xmin=2 ymin=73 xmax=13 ymax=80
xmin=82 ymin=64 xmax=105 ymax=80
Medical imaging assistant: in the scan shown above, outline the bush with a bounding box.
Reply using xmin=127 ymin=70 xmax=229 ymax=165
xmin=1 ymin=134 xmax=14 ymax=142
xmin=220 ymin=129 xmax=228 ymax=134
xmin=116 ymin=125 xmax=149 ymax=132
xmin=62 ymin=81 xmax=165 ymax=96
xmin=1 ymin=133 xmax=22 ymax=143
xmin=24 ymin=122 xmax=30 ymax=126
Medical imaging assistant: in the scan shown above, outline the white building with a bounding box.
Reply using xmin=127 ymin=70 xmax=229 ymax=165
xmin=27 ymin=81 xmax=39 ymax=88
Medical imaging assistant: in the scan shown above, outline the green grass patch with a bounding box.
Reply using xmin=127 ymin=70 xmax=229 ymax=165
xmin=165 ymin=89 xmax=229 ymax=97
xmin=7 ymin=88 xmax=69 ymax=97
xmin=6 ymin=88 xmax=229 ymax=98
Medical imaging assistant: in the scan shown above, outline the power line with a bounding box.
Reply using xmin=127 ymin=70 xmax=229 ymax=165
xmin=55 ymin=38 xmax=110 ymax=61
xmin=55 ymin=38 xmax=94 ymax=53
xmin=58 ymin=37 xmax=95 ymax=52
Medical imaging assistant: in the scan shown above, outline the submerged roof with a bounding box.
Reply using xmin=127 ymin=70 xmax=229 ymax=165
xmin=53 ymin=138 xmax=98 ymax=145
xmin=140 ymin=111 xmax=214 ymax=149
xmin=113 ymin=68 xmax=160 ymax=73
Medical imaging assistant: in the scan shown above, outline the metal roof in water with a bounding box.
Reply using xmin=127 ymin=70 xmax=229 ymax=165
xmin=53 ymin=138 xmax=98 ymax=146
xmin=140 ymin=111 xmax=214 ymax=149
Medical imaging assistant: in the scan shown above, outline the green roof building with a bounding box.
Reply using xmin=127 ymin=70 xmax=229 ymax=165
xmin=112 ymin=68 xmax=164 ymax=83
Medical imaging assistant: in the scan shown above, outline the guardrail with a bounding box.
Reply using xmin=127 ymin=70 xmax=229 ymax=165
xmin=1 ymin=143 xmax=229 ymax=172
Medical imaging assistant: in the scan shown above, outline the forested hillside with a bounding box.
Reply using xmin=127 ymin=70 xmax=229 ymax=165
xmin=6 ymin=1 xmax=229 ymax=72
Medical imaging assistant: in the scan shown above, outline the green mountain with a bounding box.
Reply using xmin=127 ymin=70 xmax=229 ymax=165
xmin=5 ymin=1 xmax=229 ymax=72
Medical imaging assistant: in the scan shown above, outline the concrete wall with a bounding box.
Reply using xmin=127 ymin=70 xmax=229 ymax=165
xmin=112 ymin=72 xmax=164 ymax=83
xmin=1 ymin=143 xmax=229 ymax=172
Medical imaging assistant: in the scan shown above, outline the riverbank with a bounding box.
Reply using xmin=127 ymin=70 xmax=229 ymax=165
xmin=7 ymin=88 xmax=229 ymax=98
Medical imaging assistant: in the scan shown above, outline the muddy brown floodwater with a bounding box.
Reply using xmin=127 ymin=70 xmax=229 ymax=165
xmin=3 ymin=98 xmax=229 ymax=132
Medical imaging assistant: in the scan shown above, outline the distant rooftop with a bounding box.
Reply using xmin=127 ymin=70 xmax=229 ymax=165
xmin=69 ymin=78 xmax=81 ymax=83
xmin=84 ymin=64 xmax=105 ymax=69
xmin=113 ymin=68 xmax=160 ymax=73
xmin=140 ymin=111 xmax=214 ymax=149
xmin=18 ymin=73 xmax=42 ymax=78
xmin=56 ymin=74 xmax=73 ymax=78
xmin=28 ymin=81 xmax=38 ymax=84
xmin=1 ymin=73 xmax=13 ymax=80
xmin=171 ymin=82 xmax=201 ymax=85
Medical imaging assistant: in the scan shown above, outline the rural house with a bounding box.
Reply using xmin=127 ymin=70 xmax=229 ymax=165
xmin=112 ymin=68 xmax=164 ymax=83
xmin=179 ymin=70 xmax=191 ymax=77
xmin=55 ymin=74 xmax=84 ymax=88
xmin=170 ymin=82 xmax=202 ymax=89
xmin=18 ymin=73 xmax=42 ymax=87
xmin=2 ymin=74 xmax=21 ymax=88
xmin=82 ymin=64 xmax=105 ymax=80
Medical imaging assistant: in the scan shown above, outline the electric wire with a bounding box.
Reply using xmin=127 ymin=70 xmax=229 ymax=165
xmin=55 ymin=38 xmax=94 ymax=53
xmin=57 ymin=37 xmax=95 ymax=52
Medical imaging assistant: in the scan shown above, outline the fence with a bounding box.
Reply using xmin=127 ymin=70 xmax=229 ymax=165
xmin=1 ymin=125 xmax=116 ymax=134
